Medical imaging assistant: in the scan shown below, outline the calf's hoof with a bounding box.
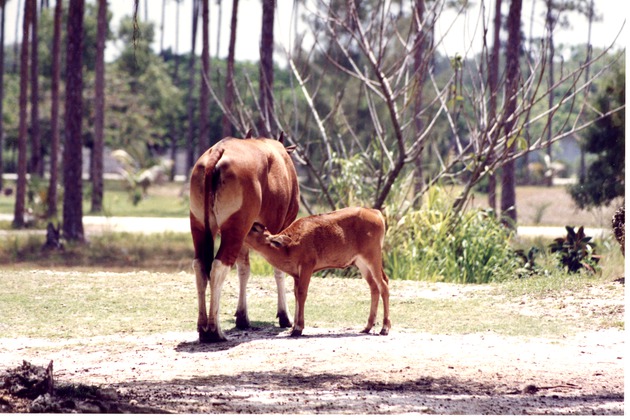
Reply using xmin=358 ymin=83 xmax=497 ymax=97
xmin=360 ymin=326 xmax=373 ymax=334
xmin=379 ymin=328 xmax=389 ymax=336
xmin=289 ymin=328 xmax=303 ymax=337
xmin=198 ymin=328 xmax=227 ymax=343
xmin=277 ymin=311 xmax=293 ymax=328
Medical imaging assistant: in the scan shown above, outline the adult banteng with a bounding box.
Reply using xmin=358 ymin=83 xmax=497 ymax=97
xmin=189 ymin=134 xmax=300 ymax=342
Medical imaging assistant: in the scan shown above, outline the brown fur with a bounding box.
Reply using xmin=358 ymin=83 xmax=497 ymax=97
xmin=246 ymin=207 xmax=391 ymax=337
xmin=190 ymin=136 xmax=300 ymax=342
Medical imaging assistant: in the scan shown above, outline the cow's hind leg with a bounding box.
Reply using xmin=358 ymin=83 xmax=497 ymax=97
xmin=234 ymin=248 xmax=251 ymax=329
xmin=202 ymin=259 xmax=231 ymax=342
xmin=192 ymin=258 xmax=209 ymax=338
xmin=274 ymin=268 xmax=292 ymax=328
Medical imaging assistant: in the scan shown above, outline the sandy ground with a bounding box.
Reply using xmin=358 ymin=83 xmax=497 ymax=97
xmin=0 ymin=280 xmax=624 ymax=415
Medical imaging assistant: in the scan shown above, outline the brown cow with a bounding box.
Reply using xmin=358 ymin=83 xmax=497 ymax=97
xmin=189 ymin=136 xmax=300 ymax=342
xmin=246 ymin=207 xmax=391 ymax=337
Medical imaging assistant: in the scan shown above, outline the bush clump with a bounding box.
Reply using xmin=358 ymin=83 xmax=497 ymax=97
xmin=384 ymin=187 xmax=517 ymax=283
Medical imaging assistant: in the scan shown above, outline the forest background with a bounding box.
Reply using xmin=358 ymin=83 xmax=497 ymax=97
xmin=0 ymin=0 xmax=625 ymax=283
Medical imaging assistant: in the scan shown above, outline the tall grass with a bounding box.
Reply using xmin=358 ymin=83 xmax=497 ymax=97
xmin=384 ymin=187 xmax=518 ymax=283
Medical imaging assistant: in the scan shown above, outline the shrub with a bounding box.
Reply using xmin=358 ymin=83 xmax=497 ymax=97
xmin=384 ymin=187 xmax=518 ymax=283
xmin=548 ymin=226 xmax=601 ymax=273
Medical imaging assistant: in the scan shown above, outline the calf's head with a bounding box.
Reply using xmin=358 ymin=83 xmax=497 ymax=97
xmin=248 ymin=222 xmax=292 ymax=250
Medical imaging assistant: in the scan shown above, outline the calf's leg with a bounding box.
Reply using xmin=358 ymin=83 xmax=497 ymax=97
xmin=290 ymin=273 xmax=312 ymax=337
xmin=356 ymin=260 xmax=380 ymax=334
xmin=356 ymin=258 xmax=391 ymax=335
xmin=378 ymin=268 xmax=391 ymax=335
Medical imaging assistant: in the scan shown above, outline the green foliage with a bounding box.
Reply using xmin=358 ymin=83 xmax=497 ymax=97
xmin=514 ymin=247 xmax=542 ymax=276
xmin=384 ymin=187 xmax=518 ymax=283
xmin=0 ymin=231 xmax=193 ymax=270
xmin=328 ymin=153 xmax=377 ymax=207
xmin=570 ymin=60 xmax=625 ymax=209
xmin=549 ymin=226 xmax=600 ymax=274
xmin=110 ymin=149 xmax=173 ymax=206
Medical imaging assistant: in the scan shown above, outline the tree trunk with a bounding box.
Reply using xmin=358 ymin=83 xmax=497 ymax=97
xmin=160 ymin=0 xmax=166 ymax=53
xmin=0 ymin=0 xmax=6 ymax=192
xmin=185 ymin=0 xmax=200 ymax=173
xmin=258 ymin=0 xmax=275 ymax=137
xmin=62 ymin=0 xmax=85 ymax=241
xmin=487 ymin=0 xmax=502 ymax=213
xmin=13 ymin=0 xmax=31 ymax=228
xmin=29 ymin=0 xmax=42 ymax=177
xmin=47 ymin=0 xmax=62 ymax=219
xmin=221 ymin=0 xmax=239 ymax=138
xmin=169 ymin=0 xmax=182 ymax=181
xmin=199 ymin=0 xmax=210 ymax=153
xmin=13 ymin=0 xmax=21 ymax=73
xmin=91 ymin=0 xmax=106 ymax=213
xmin=412 ymin=0 xmax=428 ymax=207
xmin=215 ymin=0 xmax=222 ymax=59
xmin=500 ymin=0 xmax=522 ymax=227
xmin=579 ymin=0 xmax=594 ymax=184
xmin=544 ymin=0 xmax=554 ymax=187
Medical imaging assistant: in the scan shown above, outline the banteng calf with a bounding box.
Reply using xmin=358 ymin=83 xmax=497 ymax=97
xmin=246 ymin=207 xmax=391 ymax=337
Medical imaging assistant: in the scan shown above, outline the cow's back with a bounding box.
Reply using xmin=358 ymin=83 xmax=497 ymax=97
xmin=190 ymin=137 xmax=300 ymax=265
xmin=283 ymin=207 xmax=385 ymax=270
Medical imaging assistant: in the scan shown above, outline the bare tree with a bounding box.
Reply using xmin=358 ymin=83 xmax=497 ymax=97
xmin=207 ymin=0 xmax=624 ymax=223
xmin=14 ymin=0 xmax=32 ymax=228
xmin=47 ymin=0 xmax=62 ymax=219
xmin=221 ymin=0 xmax=239 ymax=137
xmin=91 ymin=0 xmax=107 ymax=213
xmin=62 ymin=0 xmax=85 ymax=241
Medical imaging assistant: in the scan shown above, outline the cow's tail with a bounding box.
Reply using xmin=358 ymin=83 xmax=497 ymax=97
xmin=201 ymin=147 xmax=224 ymax=276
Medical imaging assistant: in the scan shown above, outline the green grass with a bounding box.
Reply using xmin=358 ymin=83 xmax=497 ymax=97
xmin=0 ymin=267 xmax=622 ymax=341
xmin=0 ymin=180 xmax=189 ymax=219
xmin=0 ymin=231 xmax=195 ymax=271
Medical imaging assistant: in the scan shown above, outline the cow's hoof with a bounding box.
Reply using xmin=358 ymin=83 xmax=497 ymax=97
xmin=198 ymin=329 xmax=227 ymax=343
xmin=277 ymin=312 xmax=293 ymax=328
xmin=289 ymin=328 xmax=303 ymax=337
xmin=234 ymin=311 xmax=251 ymax=330
xmin=360 ymin=326 xmax=372 ymax=334
xmin=379 ymin=328 xmax=389 ymax=336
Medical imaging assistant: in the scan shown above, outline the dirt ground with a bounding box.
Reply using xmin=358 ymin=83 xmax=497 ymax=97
xmin=0 ymin=280 xmax=625 ymax=415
